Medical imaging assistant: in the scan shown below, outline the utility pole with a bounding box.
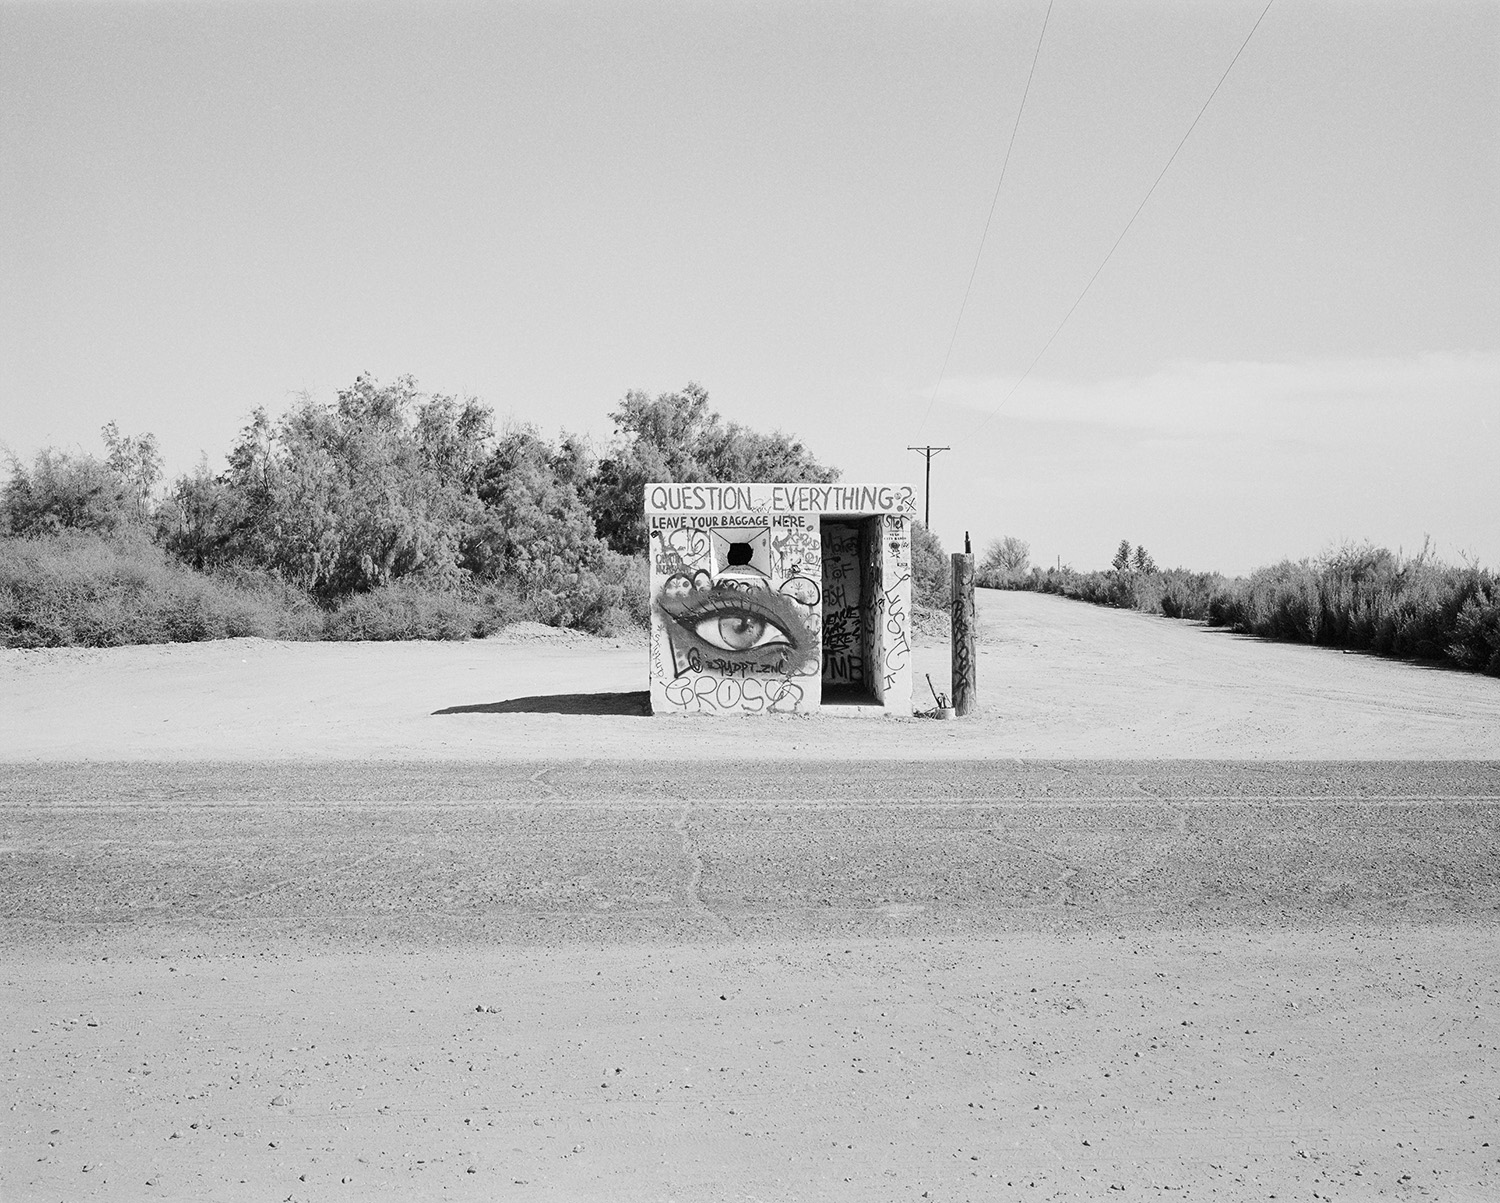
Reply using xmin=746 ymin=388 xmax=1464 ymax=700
xmin=906 ymin=445 xmax=950 ymax=529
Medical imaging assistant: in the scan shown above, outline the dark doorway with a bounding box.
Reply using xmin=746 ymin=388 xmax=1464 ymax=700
xmin=820 ymin=517 xmax=880 ymax=705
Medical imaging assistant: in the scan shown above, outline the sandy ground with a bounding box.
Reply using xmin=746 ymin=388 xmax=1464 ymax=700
xmin=3 ymin=594 xmax=1499 ymax=1201
xmin=7 ymin=930 xmax=1495 ymax=1202
xmin=2 ymin=590 xmax=1497 ymax=761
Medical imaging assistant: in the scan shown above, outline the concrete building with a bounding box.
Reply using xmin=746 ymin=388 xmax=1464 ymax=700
xmin=645 ymin=482 xmax=916 ymax=716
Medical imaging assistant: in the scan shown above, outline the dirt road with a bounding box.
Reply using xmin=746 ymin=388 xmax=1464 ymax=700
xmin=2 ymin=595 xmax=1498 ymax=1200
xmin=4 ymin=760 xmax=1499 ymax=1201
xmin=6 ymin=759 xmax=1498 ymax=944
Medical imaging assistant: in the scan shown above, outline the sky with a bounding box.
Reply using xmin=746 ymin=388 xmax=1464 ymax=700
xmin=2 ymin=0 xmax=1496 ymax=574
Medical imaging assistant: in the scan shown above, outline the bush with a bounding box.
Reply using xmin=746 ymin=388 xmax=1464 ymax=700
xmin=322 ymin=582 xmax=483 ymax=642
xmin=470 ymin=550 xmax=648 ymax=637
xmin=0 ymin=532 xmax=321 ymax=647
xmin=9 ymin=380 xmax=832 ymax=645
xmin=1206 ymin=546 xmax=1499 ymax=671
xmin=203 ymin=563 xmax=326 ymax=640
xmin=977 ymin=539 xmax=1497 ymax=676
xmin=980 ymin=536 xmax=1029 ymax=577
xmin=1004 ymin=565 xmax=1140 ymax=609
xmin=1209 ymin=560 xmax=1323 ymax=641
xmin=910 ymin=521 xmax=949 ymax=607
xmin=320 ymin=551 xmax=651 ymax=642
xmin=1154 ymin=570 xmax=1225 ymax=620
xmin=2 ymin=448 xmax=137 ymax=536
xmin=974 ymin=565 xmax=1029 ymax=591
xmin=1448 ymin=596 xmax=1500 ymax=674
xmin=210 ymin=381 xmax=487 ymax=602
xmin=0 ymin=529 xmax=650 ymax=649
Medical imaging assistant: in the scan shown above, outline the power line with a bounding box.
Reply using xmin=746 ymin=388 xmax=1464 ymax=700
xmin=906 ymin=445 xmax=950 ymax=528
xmin=915 ymin=0 xmax=1055 ymax=440
xmin=967 ymin=0 xmax=1277 ymax=442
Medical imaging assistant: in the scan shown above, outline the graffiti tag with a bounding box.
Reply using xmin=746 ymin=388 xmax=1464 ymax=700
xmin=661 ymin=675 xmax=806 ymax=714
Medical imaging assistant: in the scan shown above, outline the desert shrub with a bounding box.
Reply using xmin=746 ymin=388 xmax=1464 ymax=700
xmin=1315 ymin=545 xmax=1485 ymax=661
xmin=206 ymin=563 xmax=326 ymax=640
xmin=0 ymin=534 xmax=645 ymax=648
xmin=1230 ymin=561 xmax=1324 ymax=641
xmin=0 ymin=532 xmax=318 ymax=647
xmin=2 ymin=448 xmax=135 ymax=537
xmin=1013 ymin=565 xmax=1138 ymax=608
xmin=910 ymin=521 xmax=949 ymax=607
xmin=3 ymin=425 xmax=164 ymax=539
xmin=1205 ymin=544 xmax=1499 ymax=674
xmin=975 ymin=561 xmax=1032 ymax=591
xmin=204 ymin=377 xmax=491 ymax=602
xmin=574 ymin=550 xmax=650 ymax=634
xmin=474 ymin=551 xmax=648 ymax=637
xmin=319 ymin=548 xmax=652 ymax=643
xmin=979 ymin=563 xmax=1042 ymax=591
xmin=154 ymin=460 xmax=250 ymax=571
xmin=1069 ymin=571 xmax=1138 ymax=609
xmin=980 ymin=536 xmax=1029 ymax=575
xmin=989 ymin=541 xmax=1213 ymax=615
xmin=997 ymin=564 xmax=1050 ymax=595
xmin=983 ymin=540 xmax=1496 ymax=674
xmin=466 ymin=426 xmax=596 ymax=579
xmin=321 ymin=581 xmax=483 ymax=642
xmin=1447 ymin=595 xmax=1500 ymax=675
xmin=1153 ymin=570 xmax=1224 ymax=620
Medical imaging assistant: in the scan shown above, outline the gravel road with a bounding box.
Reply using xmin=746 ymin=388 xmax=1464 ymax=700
xmin=4 ymin=760 xmax=1498 ymax=1200
xmin=4 ymin=759 xmax=1499 ymax=946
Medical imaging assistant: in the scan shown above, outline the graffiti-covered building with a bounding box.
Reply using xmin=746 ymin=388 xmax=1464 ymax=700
xmin=646 ymin=482 xmax=916 ymax=716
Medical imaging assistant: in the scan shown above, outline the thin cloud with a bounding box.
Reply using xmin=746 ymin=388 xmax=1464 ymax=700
xmin=935 ymin=352 xmax=1500 ymax=439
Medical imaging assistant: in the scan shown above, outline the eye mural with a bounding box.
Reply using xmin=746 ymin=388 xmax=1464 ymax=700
xmin=646 ymin=488 xmax=915 ymax=716
xmin=655 ymin=577 xmax=819 ymax=678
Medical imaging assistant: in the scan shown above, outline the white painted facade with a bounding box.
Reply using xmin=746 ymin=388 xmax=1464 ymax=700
xmin=645 ymin=483 xmax=915 ymax=716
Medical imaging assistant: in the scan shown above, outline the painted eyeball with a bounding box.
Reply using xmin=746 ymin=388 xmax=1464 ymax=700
xmin=694 ymin=610 xmax=792 ymax=653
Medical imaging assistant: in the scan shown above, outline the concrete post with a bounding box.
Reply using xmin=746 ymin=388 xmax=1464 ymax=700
xmin=951 ymin=552 xmax=977 ymax=716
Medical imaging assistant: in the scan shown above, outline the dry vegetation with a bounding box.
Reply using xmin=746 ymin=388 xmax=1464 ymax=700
xmin=1 ymin=379 xmax=834 ymax=647
xmin=9 ymin=380 xmax=1491 ymax=675
xmin=980 ymin=541 xmax=1500 ymax=676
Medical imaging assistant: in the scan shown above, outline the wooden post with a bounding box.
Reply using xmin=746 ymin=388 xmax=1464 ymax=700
xmin=951 ymin=552 xmax=977 ymax=716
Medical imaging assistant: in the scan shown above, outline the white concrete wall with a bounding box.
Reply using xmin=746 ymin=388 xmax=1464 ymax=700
xmin=645 ymin=484 xmax=914 ymax=717
xmin=647 ymin=511 xmax=824 ymax=714
xmin=872 ymin=513 xmax=913 ymax=715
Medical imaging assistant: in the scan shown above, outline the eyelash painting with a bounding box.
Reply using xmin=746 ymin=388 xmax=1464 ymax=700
xmin=655 ymin=577 xmax=819 ymax=677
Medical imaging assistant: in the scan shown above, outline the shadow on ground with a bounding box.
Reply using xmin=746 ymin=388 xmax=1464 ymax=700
xmin=433 ymin=691 xmax=652 ymax=716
